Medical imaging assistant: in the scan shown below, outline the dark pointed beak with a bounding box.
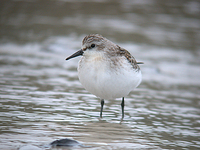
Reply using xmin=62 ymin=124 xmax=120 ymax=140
xmin=66 ymin=49 xmax=84 ymax=60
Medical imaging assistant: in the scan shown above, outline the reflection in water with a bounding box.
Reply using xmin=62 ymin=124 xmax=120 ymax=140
xmin=0 ymin=0 xmax=200 ymax=149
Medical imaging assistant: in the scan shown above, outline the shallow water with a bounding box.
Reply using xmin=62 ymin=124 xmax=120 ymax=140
xmin=0 ymin=0 xmax=200 ymax=150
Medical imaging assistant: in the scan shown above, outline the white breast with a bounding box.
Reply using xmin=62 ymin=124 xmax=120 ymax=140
xmin=78 ymin=52 xmax=142 ymax=99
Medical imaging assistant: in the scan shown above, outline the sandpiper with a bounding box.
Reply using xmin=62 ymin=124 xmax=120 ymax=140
xmin=66 ymin=34 xmax=142 ymax=120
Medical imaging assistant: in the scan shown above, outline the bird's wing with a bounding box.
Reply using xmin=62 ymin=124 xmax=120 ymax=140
xmin=116 ymin=45 xmax=142 ymax=70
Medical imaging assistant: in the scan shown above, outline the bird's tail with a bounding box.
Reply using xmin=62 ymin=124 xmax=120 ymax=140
xmin=137 ymin=62 xmax=144 ymax=64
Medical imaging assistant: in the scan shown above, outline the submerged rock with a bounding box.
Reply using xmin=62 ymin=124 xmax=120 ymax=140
xmin=50 ymin=138 xmax=90 ymax=148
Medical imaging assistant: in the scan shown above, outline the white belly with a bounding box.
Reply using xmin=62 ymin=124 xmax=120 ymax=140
xmin=78 ymin=56 xmax=142 ymax=100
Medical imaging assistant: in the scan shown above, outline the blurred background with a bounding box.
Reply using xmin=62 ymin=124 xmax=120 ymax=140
xmin=0 ymin=0 xmax=200 ymax=149
xmin=0 ymin=0 xmax=199 ymax=50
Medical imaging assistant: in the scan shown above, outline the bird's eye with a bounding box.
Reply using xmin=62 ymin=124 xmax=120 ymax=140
xmin=91 ymin=44 xmax=95 ymax=48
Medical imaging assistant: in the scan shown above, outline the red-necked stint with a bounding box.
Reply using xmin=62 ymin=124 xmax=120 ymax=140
xmin=66 ymin=34 xmax=143 ymax=120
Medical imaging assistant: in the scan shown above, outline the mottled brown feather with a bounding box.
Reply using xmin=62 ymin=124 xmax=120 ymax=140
xmin=116 ymin=45 xmax=140 ymax=70
xmin=82 ymin=34 xmax=104 ymax=45
xmin=82 ymin=34 xmax=142 ymax=71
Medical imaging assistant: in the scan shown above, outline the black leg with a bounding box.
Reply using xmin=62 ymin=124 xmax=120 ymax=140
xmin=100 ymin=99 xmax=104 ymax=118
xmin=121 ymin=97 xmax=125 ymax=119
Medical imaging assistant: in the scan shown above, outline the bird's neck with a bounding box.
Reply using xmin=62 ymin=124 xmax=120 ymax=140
xmin=83 ymin=51 xmax=106 ymax=62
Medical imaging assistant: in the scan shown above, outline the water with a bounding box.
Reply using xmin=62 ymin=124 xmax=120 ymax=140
xmin=0 ymin=0 xmax=200 ymax=149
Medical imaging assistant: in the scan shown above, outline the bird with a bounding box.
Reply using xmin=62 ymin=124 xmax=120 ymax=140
xmin=66 ymin=34 xmax=142 ymax=120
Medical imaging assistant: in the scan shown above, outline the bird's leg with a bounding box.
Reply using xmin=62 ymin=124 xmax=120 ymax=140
xmin=100 ymin=99 xmax=104 ymax=118
xmin=121 ymin=97 xmax=125 ymax=119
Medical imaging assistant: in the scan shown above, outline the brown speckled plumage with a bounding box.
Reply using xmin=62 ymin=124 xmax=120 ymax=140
xmin=82 ymin=34 xmax=141 ymax=71
xmin=116 ymin=45 xmax=140 ymax=70
xmin=82 ymin=34 xmax=104 ymax=45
